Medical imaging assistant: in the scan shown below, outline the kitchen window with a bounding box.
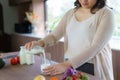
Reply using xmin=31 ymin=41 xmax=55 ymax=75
xmin=107 ymin=0 xmax=120 ymax=49
xmin=45 ymin=0 xmax=75 ymax=33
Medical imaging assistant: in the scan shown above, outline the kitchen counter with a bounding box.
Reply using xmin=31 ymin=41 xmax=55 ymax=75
xmin=0 ymin=52 xmax=100 ymax=80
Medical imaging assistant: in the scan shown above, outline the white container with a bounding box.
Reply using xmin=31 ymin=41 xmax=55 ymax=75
xmin=20 ymin=46 xmax=41 ymax=65
xmin=20 ymin=47 xmax=27 ymax=65
xmin=26 ymin=53 xmax=35 ymax=65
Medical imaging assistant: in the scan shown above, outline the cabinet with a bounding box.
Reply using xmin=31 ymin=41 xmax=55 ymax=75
xmin=9 ymin=0 xmax=18 ymax=6
xmin=9 ymin=0 xmax=32 ymax=6
xmin=17 ymin=0 xmax=32 ymax=4
xmin=0 ymin=4 xmax=4 ymax=35
xmin=18 ymin=3 xmax=32 ymax=22
xmin=9 ymin=0 xmax=32 ymax=22
xmin=112 ymin=49 xmax=120 ymax=80
xmin=11 ymin=34 xmax=39 ymax=51
xmin=9 ymin=0 xmax=45 ymax=35
xmin=0 ymin=34 xmax=11 ymax=52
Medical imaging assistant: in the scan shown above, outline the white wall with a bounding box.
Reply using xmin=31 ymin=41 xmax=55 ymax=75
xmin=0 ymin=0 xmax=18 ymax=34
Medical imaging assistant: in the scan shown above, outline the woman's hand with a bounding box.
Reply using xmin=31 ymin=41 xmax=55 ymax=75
xmin=24 ymin=40 xmax=44 ymax=50
xmin=43 ymin=62 xmax=71 ymax=76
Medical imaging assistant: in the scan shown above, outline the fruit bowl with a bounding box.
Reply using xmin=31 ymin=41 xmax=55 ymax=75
xmin=62 ymin=67 xmax=88 ymax=80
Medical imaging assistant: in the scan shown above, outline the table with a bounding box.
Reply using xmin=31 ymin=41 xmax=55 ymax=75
xmin=0 ymin=52 xmax=100 ymax=80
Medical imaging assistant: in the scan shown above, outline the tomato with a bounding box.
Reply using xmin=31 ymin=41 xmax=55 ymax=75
xmin=16 ymin=56 xmax=20 ymax=64
xmin=10 ymin=58 xmax=17 ymax=65
xmin=72 ymin=75 xmax=78 ymax=80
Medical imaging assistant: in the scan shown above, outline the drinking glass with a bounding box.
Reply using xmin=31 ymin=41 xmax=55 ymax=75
xmin=40 ymin=53 xmax=51 ymax=74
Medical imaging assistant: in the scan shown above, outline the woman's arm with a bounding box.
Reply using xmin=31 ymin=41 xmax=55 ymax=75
xmin=41 ymin=9 xmax=73 ymax=47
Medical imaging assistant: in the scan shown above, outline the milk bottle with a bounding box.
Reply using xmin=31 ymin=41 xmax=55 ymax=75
xmin=20 ymin=46 xmax=44 ymax=65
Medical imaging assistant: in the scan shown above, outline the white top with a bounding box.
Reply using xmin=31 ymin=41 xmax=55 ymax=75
xmin=65 ymin=13 xmax=96 ymax=59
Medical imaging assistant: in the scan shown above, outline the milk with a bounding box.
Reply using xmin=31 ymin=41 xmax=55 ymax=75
xmin=42 ymin=49 xmax=47 ymax=64
xmin=40 ymin=49 xmax=51 ymax=73
xmin=41 ymin=63 xmax=50 ymax=72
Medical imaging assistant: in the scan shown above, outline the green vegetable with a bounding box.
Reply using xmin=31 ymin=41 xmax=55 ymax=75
xmin=0 ymin=58 xmax=5 ymax=69
xmin=65 ymin=76 xmax=72 ymax=80
xmin=82 ymin=74 xmax=89 ymax=80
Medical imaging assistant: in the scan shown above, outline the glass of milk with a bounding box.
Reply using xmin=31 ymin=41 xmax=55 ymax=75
xmin=40 ymin=53 xmax=51 ymax=73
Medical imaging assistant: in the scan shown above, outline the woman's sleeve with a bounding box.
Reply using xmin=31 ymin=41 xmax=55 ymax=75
xmin=67 ymin=9 xmax=116 ymax=68
xmin=41 ymin=10 xmax=72 ymax=46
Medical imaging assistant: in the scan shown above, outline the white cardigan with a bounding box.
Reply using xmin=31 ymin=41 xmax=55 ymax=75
xmin=42 ymin=6 xmax=115 ymax=80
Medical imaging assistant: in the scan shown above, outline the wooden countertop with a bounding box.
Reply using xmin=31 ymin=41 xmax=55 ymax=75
xmin=0 ymin=52 xmax=100 ymax=80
